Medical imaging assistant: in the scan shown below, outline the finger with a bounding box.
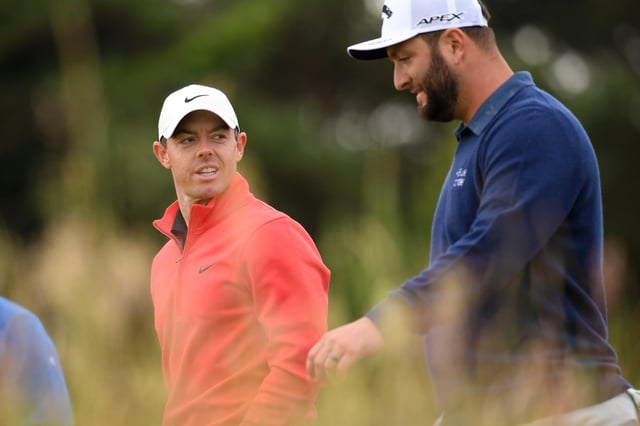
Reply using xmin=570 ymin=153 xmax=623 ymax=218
xmin=313 ymin=346 xmax=337 ymax=381
xmin=311 ymin=345 xmax=343 ymax=381
xmin=326 ymin=351 xmax=348 ymax=380
xmin=307 ymin=339 xmax=329 ymax=379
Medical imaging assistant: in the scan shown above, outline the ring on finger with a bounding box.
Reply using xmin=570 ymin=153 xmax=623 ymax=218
xmin=327 ymin=352 xmax=340 ymax=362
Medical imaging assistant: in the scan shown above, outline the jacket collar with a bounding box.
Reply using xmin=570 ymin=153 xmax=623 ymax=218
xmin=153 ymin=172 xmax=252 ymax=244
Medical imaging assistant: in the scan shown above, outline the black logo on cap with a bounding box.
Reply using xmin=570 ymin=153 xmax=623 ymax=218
xmin=382 ymin=5 xmax=393 ymax=19
xmin=417 ymin=12 xmax=465 ymax=26
xmin=184 ymin=94 xmax=208 ymax=103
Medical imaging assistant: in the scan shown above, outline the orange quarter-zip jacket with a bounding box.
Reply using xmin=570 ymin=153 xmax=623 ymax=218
xmin=151 ymin=173 xmax=330 ymax=426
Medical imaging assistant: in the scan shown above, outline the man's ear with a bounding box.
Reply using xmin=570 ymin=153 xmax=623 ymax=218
xmin=236 ymin=131 xmax=248 ymax=160
xmin=440 ymin=28 xmax=466 ymax=63
xmin=153 ymin=141 xmax=171 ymax=169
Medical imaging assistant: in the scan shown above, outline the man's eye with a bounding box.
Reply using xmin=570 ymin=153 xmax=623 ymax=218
xmin=179 ymin=136 xmax=195 ymax=144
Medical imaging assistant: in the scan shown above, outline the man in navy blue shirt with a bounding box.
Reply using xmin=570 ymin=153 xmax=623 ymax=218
xmin=0 ymin=297 xmax=73 ymax=425
xmin=307 ymin=0 xmax=639 ymax=424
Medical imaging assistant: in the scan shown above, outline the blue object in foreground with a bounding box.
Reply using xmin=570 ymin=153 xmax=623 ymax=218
xmin=0 ymin=297 xmax=73 ymax=425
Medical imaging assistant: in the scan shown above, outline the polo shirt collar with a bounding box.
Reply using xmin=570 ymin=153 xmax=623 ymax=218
xmin=455 ymin=71 xmax=535 ymax=138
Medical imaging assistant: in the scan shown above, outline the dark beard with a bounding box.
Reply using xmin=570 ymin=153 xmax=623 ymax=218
xmin=419 ymin=47 xmax=458 ymax=122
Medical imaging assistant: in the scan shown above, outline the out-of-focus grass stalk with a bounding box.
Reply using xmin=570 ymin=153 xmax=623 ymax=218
xmin=0 ymin=143 xmax=637 ymax=425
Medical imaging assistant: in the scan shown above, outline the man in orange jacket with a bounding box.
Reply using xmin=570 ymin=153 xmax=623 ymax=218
xmin=151 ymin=84 xmax=330 ymax=426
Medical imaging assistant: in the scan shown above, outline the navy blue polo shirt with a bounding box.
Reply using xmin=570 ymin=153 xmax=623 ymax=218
xmin=368 ymin=72 xmax=628 ymax=416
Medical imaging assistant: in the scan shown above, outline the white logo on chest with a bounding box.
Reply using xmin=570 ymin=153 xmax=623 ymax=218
xmin=453 ymin=168 xmax=467 ymax=187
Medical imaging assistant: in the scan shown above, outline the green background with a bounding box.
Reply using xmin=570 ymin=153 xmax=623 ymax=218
xmin=1 ymin=0 xmax=639 ymax=424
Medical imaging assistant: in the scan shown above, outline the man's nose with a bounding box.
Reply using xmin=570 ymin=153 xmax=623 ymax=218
xmin=393 ymin=65 xmax=411 ymax=91
xmin=197 ymin=140 xmax=215 ymax=158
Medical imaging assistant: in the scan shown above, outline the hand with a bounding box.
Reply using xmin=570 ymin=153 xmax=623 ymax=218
xmin=306 ymin=317 xmax=384 ymax=380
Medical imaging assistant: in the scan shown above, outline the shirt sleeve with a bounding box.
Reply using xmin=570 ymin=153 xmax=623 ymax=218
xmin=0 ymin=305 xmax=74 ymax=426
xmin=368 ymin=105 xmax=598 ymax=335
xmin=241 ymin=218 xmax=330 ymax=426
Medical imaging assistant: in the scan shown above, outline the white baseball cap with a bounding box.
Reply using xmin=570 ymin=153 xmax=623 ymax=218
xmin=347 ymin=0 xmax=489 ymax=60
xmin=157 ymin=84 xmax=239 ymax=140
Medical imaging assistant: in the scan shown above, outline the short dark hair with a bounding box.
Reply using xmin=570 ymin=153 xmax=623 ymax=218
xmin=421 ymin=26 xmax=495 ymax=49
xmin=159 ymin=126 xmax=241 ymax=147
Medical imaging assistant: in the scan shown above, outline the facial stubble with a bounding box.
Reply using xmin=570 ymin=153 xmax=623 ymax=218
xmin=419 ymin=46 xmax=459 ymax=122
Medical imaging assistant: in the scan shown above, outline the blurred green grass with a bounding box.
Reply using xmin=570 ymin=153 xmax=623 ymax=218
xmin=0 ymin=211 xmax=638 ymax=425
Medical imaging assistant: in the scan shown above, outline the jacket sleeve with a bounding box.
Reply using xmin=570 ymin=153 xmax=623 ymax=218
xmin=241 ymin=218 xmax=330 ymax=426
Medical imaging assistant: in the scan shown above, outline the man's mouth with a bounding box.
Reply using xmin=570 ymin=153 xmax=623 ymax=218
xmin=197 ymin=167 xmax=218 ymax=177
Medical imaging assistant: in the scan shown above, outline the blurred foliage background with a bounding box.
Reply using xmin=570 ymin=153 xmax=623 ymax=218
xmin=1 ymin=0 xmax=639 ymax=424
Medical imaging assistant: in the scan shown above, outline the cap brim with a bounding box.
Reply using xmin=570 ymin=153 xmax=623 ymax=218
xmin=347 ymin=31 xmax=419 ymax=61
xmin=347 ymin=42 xmax=390 ymax=60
